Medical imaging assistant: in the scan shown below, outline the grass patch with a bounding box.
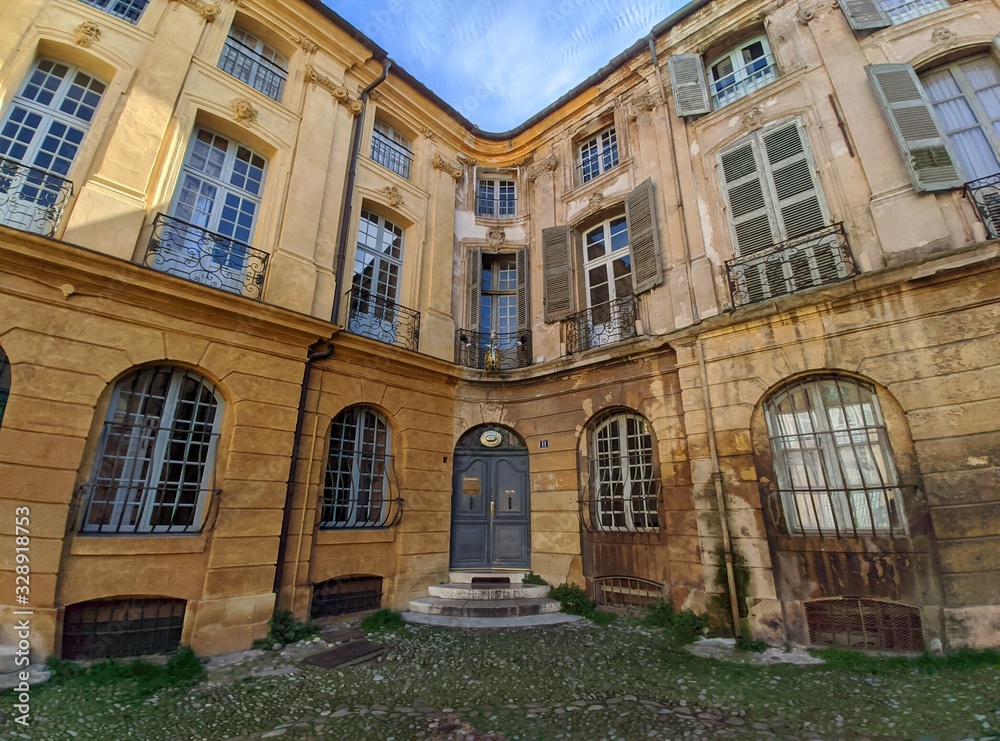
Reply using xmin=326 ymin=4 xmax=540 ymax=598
xmin=361 ymin=608 xmax=406 ymax=633
xmin=42 ymin=646 xmax=204 ymax=701
xmin=640 ymin=599 xmax=709 ymax=646
xmin=735 ymin=631 xmax=769 ymax=653
xmin=251 ymin=609 xmax=320 ymax=649
xmin=812 ymin=647 xmax=1000 ymax=674
xmin=546 ymin=583 xmax=615 ymax=625
xmin=521 ymin=571 xmax=548 ymax=585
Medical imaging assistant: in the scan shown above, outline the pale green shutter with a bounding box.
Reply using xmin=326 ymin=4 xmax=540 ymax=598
xmin=542 ymin=225 xmax=575 ymax=322
xmin=624 ymin=178 xmax=664 ymax=294
xmin=867 ymin=64 xmax=964 ymax=191
xmin=719 ymin=140 xmax=776 ymax=256
xmin=836 ymin=0 xmax=891 ymax=31
xmin=516 ymin=247 xmax=528 ymax=329
xmin=468 ymin=246 xmax=481 ymax=331
xmin=668 ymin=54 xmax=711 ymax=117
xmin=761 ymin=123 xmax=827 ymax=240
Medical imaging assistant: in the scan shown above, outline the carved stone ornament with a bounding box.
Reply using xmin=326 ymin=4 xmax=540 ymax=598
xmin=367 ymin=89 xmax=384 ymax=103
xmin=456 ymin=153 xmax=478 ymax=167
xmin=292 ymin=33 xmax=318 ymax=54
xmin=526 ymin=154 xmax=557 ymax=182
xmin=433 ymin=153 xmax=463 ymax=180
xmin=629 ymin=92 xmax=661 ymax=122
xmin=74 ymin=21 xmax=101 ymax=47
xmin=304 ymin=65 xmax=363 ymax=115
xmin=740 ymin=106 xmax=765 ymax=133
xmin=487 ymin=226 xmax=506 ymax=249
xmin=380 ymin=185 xmax=404 ymax=208
xmin=418 ymin=125 xmax=437 ymax=142
xmin=795 ymin=5 xmax=816 ymax=24
xmin=230 ymin=97 xmax=257 ymax=123
xmin=169 ymin=0 xmax=221 ymax=22
xmin=931 ymin=27 xmax=958 ymax=47
xmin=587 ymin=192 xmax=605 ymax=213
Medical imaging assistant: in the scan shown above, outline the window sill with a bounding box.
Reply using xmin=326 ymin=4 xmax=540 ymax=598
xmin=70 ymin=533 xmax=209 ymax=555
xmin=563 ymin=158 xmax=633 ymax=203
xmin=315 ymin=528 xmax=396 ymax=545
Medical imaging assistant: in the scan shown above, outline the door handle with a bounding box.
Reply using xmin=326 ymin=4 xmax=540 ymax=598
xmin=490 ymin=501 xmax=495 ymax=520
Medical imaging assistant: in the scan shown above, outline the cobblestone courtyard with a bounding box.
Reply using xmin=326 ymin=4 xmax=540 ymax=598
xmin=2 ymin=620 xmax=998 ymax=740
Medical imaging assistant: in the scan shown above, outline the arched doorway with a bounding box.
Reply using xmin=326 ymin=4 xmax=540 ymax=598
xmin=450 ymin=425 xmax=530 ymax=570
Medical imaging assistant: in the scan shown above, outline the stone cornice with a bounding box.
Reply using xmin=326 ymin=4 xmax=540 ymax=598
xmin=168 ymin=0 xmax=221 ymax=22
xmin=433 ymin=153 xmax=463 ymax=180
xmin=304 ymin=65 xmax=363 ymax=116
xmin=526 ymin=154 xmax=558 ymax=181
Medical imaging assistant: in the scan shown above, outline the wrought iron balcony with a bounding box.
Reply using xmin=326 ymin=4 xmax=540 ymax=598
xmin=456 ymin=329 xmax=532 ymax=370
xmin=346 ymin=288 xmax=420 ymax=351
xmin=964 ymin=173 xmax=1000 ymax=240
xmin=566 ymin=294 xmax=638 ymax=353
xmin=726 ymin=223 xmax=857 ymax=308
xmin=218 ymin=39 xmax=287 ymax=101
xmin=475 ymin=196 xmax=517 ymax=219
xmin=143 ymin=213 xmax=269 ymax=299
xmin=370 ymin=129 xmax=412 ymax=179
xmin=0 ymin=156 xmax=73 ymax=237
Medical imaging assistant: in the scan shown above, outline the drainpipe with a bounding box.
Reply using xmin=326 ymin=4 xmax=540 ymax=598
xmin=331 ymin=58 xmax=392 ymax=325
xmin=696 ymin=339 xmax=743 ymax=637
xmin=273 ymin=339 xmax=334 ymax=599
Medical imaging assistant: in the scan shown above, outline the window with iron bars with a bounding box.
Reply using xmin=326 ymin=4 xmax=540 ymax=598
xmin=588 ymin=411 xmax=660 ymax=532
xmin=218 ymin=26 xmax=287 ymax=102
xmin=311 ymin=576 xmax=384 ymax=618
xmin=370 ymin=120 xmax=412 ymax=179
xmin=62 ymin=597 xmax=185 ymax=660
xmin=321 ymin=407 xmax=393 ymax=528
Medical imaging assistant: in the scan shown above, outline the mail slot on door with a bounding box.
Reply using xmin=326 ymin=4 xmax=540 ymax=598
xmin=502 ymin=489 xmax=516 ymax=511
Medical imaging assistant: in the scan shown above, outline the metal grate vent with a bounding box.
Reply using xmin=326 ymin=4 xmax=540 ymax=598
xmin=62 ymin=597 xmax=185 ymax=660
xmin=593 ymin=576 xmax=664 ymax=610
xmin=311 ymin=575 xmax=383 ymax=619
xmin=805 ymin=598 xmax=923 ymax=651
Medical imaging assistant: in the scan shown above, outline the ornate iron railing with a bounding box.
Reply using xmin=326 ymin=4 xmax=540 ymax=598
xmin=143 ymin=213 xmax=269 ymax=299
xmin=319 ymin=455 xmax=403 ymax=529
xmin=370 ymin=129 xmax=412 ymax=179
xmin=0 ymin=156 xmax=73 ymax=237
xmin=456 ymin=329 xmax=531 ymax=370
xmin=726 ymin=223 xmax=856 ymax=308
xmin=566 ymin=294 xmax=638 ymax=353
xmin=79 ymin=0 xmax=148 ymax=24
xmin=964 ymin=173 xmax=1000 ymax=239
xmin=78 ymin=482 xmax=221 ymax=535
xmin=219 ymin=38 xmax=287 ymax=101
xmin=773 ymin=484 xmax=912 ymax=538
xmin=346 ymin=288 xmax=420 ymax=351
xmin=710 ymin=54 xmax=777 ymax=109
xmin=475 ymin=196 xmax=517 ymax=218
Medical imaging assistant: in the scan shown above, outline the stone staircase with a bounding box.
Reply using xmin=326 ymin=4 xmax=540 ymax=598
xmin=403 ymin=573 xmax=579 ymax=628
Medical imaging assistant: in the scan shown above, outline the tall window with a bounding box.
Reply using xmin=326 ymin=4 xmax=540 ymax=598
xmin=348 ymin=210 xmax=405 ymax=335
xmin=707 ymin=37 xmax=777 ymax=110
xmin=590 ymin=411 xmax=659 ymax=532
xmin=838 ymin=0 xmax=950 ymax=30
xmin=477 ymin=179 xmax=516 ymax=218
xmin=82 ymin=366 xmax=222 ymax=534
xmin=764 ymin=376 xmax=904 ymax=536
xmin=0 ymin=59 xmax=106 ymax=234
xmin=79 ymin=0 xmax=149 ymax=24
xmin=0 ymin=348 xmax=10 ymax=428
xmin=370 ymin=120 xmax=412 ymax=179
xmin=920 ymin=56 xmax=1000 ymax=182
xmin=581 ymin=216 xmax=633 ymax=347
xmin=578 ymin=126 xmax=619 ymax=184
xmin=219 ymin=26 xmax=287 ymax=102
xmin=321 ymin=407 xmax=392 ymax=528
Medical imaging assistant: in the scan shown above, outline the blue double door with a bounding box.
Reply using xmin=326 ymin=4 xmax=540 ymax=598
xmin=450 ymin=451 xmax=530 ymax=570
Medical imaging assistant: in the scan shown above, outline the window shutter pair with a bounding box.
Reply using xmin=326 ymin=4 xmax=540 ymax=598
xmin=719 ymin=121 xmax=827 ymax=256
xmin=541 ymin=179 xmax=663 ymax=322
xmin=667 ymin=54 xmax=712 ymax=117
xmin=467 ymin=246 xmax=529 ymax=330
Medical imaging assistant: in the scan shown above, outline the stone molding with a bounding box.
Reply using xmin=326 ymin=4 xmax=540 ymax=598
xmin=74 ymin=21 xmax=101 ymax=47
xmin=230 ymin=97 xmax=257 ymax=123
xmin=433 ymin=153 xmax=463 ymax=180
xmin=740 ymin=106 xmax=765 ymax=134
xmin=526 ymin=154 xmax=557 ymax=182
xmin=292 ymin=33 xmax=318 ymax=54
xmin=487 ymin=226 xmax=505 ymax=249
xmin=304 ymin=65 xmax=363 ymax=115
xmin=456 ymin=153 xmax=478 ymax=167
xmin=169 ymin=0 xmax=221 ymax=22
xmin=380 ymin=185 xmax=405 ymax=207
xmin=931 ymin=27 xmax=958 ymax=48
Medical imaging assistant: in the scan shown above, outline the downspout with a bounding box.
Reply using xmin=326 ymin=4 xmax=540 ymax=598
xmin=647 ymin=35 xmax=699 ymax=323
xmin=696 ymin=338 xmax=743 ymax=637
xmin=273 ymin=339 xmax=334 ymax=598
xmin=331 ymin=58 xmax=392 ymax=325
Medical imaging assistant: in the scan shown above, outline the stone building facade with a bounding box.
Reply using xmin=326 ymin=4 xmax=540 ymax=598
xmin=0 ymin=0 xmax=997 ymax=660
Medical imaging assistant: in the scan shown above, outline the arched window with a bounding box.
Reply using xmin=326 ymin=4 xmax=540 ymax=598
xmin=588 ymin=411 xmax=659 ymax=532
xmin=82 ymin=366 xmax=222 ymax=534
xmin=0 ymin=348 xmax=10 ymax=428
xmin=764 ymin=376 xmax=904 ymax=536
xmin=321 ymin=407 xmax=394 ymax=528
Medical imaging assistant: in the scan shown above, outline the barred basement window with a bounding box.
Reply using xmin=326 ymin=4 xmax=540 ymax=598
xmin=62 ymin=597 xmax=185 ymax=660
xmin=593 ymin=576 xmax=664 ymax=610
xmin=805 ymin=598 xmax=923 ymax=651
xmin=310 ymin=576 xmax=383 ymax=618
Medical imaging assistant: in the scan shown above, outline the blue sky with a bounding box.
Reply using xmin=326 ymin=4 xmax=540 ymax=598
xmin=326 ymin=0 xmax=682 ymax=132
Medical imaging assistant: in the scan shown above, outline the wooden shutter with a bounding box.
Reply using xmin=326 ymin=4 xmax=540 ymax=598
xmin=516 ymin=248 xmax=528 ymax=329
xmin=542 ymin=225 xmax=575 ymax=322
xmin=624 ymin=178 xmax=664 ymax=294
xmin=761 ymin=123 xmax=827 ymax=240
xmin=668 ymin=54 xmax=711 ymax=117
xmin=719 ymin=140 xmax=776 ymax=256
xmin=468 ymin=246 xmax=481 ymax=331
xmin=836 ymin=0 xmax=890 ymax=31
xmin=866 ymin=64 xmax=964 ymax=192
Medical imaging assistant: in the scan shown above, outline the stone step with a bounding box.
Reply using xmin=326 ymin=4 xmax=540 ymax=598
xmin=402 ymin=611 xmax=581 ymax=629
xmin=428 ymin=583 xmax=549 ymax=601
xmin=407 ymin=597 xmax=561 ymax=618
xmin=449 ymin=571 xmax=526 ymax=584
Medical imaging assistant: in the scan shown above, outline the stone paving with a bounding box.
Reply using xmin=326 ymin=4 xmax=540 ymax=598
xmin=2 ymin=619 xmax=998 ymax=740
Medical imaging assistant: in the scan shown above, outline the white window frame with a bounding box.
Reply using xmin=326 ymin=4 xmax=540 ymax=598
xmin=590 ymin=411 xmax=659 ymax=533
xmin=581 ymin=216 xmax=633 ymax=348
xmin=879 ymin=0 xmax=949 ymax=24
xmin=476 ymin=178 xmax=516 ymax=218
xmin=578 ymin=125 xmax=619 ymax=184
xmin=321 ymin=407 xmax=392 ymax=528
xmin=707 ymin=36 xmax=778 ymax=110
xmin=218 ymin=26 xmax=287 ymax=102
xmin=83 ymin=366 xmax=223 ymax=534
xmin=79 ymin=0 xmax=149 ymax=24
xmin=370 ymin=119 xmax=412 ymax=179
